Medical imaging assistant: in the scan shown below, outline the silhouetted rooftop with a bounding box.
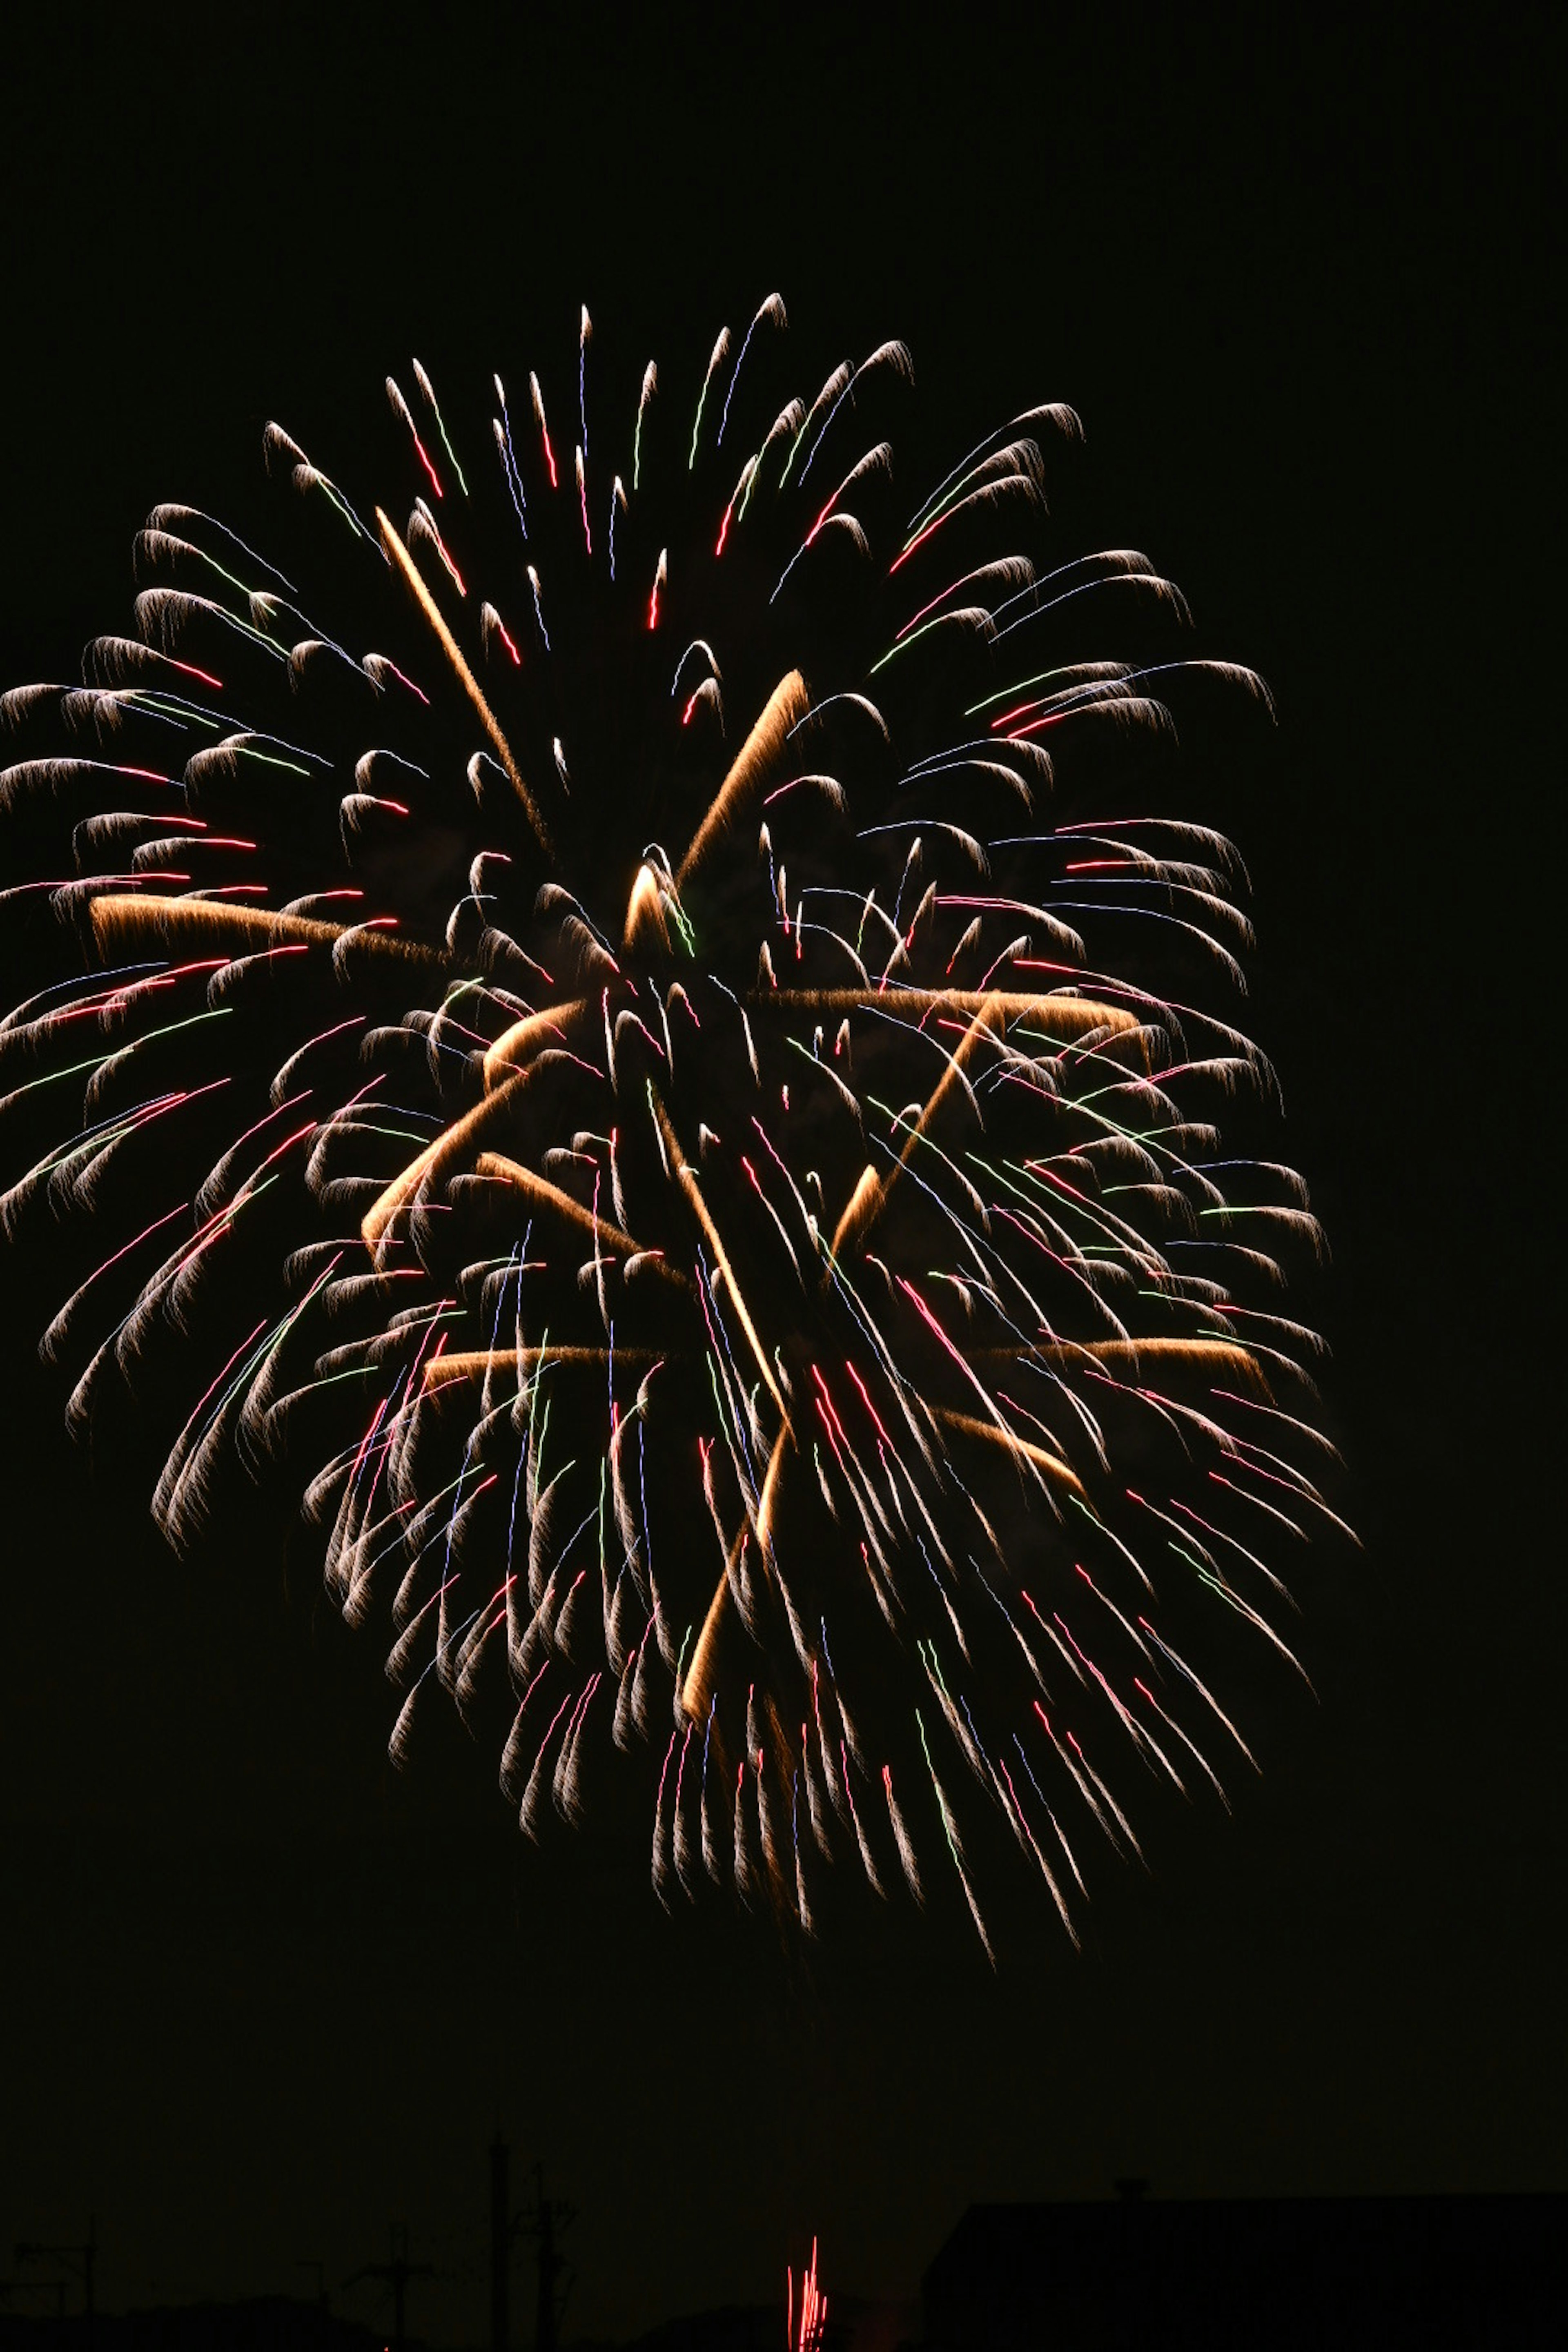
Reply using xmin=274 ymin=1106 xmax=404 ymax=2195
xmin=923 ymin=2192 xmax=1566 ymax=2349
xmin=0 ymin=2302 xmax=390 ymax=2352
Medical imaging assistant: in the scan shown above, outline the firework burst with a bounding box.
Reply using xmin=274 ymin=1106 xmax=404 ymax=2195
xmin=0 ymin=298 xmax=1348 ymax=1953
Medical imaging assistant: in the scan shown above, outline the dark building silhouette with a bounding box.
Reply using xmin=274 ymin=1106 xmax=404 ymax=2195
xmin=922 ymin=2194 xmax=1566 ymax=2349
xmin=616 ymin=2291 xmax=912 ymax=2352
xmin=0 ymin=2303 xmax=392 ymax=2352
xmin=618 ymin=2312 xmax=777 ymax=2352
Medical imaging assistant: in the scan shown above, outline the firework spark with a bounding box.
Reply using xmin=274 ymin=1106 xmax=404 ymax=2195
xmin=788 ymin=2237 xmax=826 ymax=2352
xmin=0 ymin=301 xmax=1347 ymax=1953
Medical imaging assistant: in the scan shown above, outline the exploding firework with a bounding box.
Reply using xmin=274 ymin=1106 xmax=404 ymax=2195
xmin=0 ymin=298 xmax=1348 ymax=1953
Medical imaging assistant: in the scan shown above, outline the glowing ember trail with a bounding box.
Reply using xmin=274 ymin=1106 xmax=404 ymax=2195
xmin=787 ymin=2238 xmax=826 ymax=2352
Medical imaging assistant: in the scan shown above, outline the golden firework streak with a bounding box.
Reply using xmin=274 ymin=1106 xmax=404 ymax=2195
xmin=423 ymin=1345 xmax=664 ymax=1390
xmin=830 ymin=990 xmax=1009 ymax=1258
xmin=473 ymin=1151 xmax=690 ymax=1288
xmin=651 ymin=1091 xmax=791 ymax=1432
xmin=675 ymin=669 xmax=810 ymax=891
xmin=376 ymin=507 xmax=553 ymax=858
xmin=755 ymin=1417 xmax=790 ymax=1555
xmin=87 ymin=894 xmax=445 ymax=967
xmin=755 ymin=987 xmax=1141 ymax=1040
xmin=681 ymin=1424 xmax=790 ymax=1722
xmin=361 ymin=1003 xmax=588 ymax=1252
xmin=931 ymin=1406 xmax=1086 ymax=1498
xmin=481 ymin=999 xmax=590 ymax=1092
xmin=976 ymin=1336 xmax=1270 ymax=1395
xmin=623 ymin=864 xmax=671 ymax=955
xmin=682 ymin=1526 xmax=746 ymax=1723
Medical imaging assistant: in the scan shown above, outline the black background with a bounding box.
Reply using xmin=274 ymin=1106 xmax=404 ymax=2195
xmin=0 ymin=10 xmax=1556 ymax=2345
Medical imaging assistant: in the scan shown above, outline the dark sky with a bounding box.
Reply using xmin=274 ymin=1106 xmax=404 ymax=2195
xmin=0 ymin=13 xmax=1555 ymax=2347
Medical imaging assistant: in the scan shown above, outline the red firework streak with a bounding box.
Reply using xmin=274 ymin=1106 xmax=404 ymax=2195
xmin=787 ymin=2238 xmax=826 ymax=2351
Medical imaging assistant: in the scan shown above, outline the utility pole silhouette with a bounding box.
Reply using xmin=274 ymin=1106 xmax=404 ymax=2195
xmin=15 ymin=2220 xmax=95 ymax=2332
xmin=487 ymin=2136 xmax=572 ymax=2352
xmin=521 ymin=2167 xmax=572 ymax=2352
xmin=490 ymin=2137 xmax=510 ymax=2352
xmin=344 ymin=2226 xmax=434 ymax=2352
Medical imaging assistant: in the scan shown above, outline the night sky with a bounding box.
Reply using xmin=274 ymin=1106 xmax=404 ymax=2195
xmin=0 ymin=14 xmax=1555 ymax=2347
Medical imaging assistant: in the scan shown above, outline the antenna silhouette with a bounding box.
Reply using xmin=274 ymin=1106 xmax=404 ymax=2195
xmin=344 ymin=2225 xmax=434 ymax=2352
xmin=15 ymin=2220 xmax=95 ymax=2328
